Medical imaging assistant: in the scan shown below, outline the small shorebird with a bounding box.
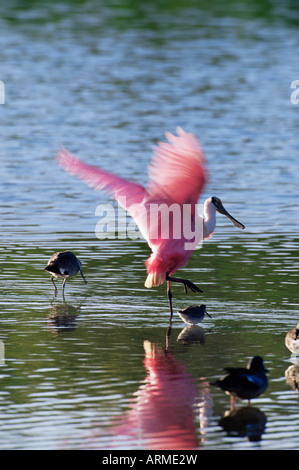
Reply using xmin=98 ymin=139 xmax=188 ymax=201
xmin=178 ymin=304 xmax=211 ymax=325
xmin=211 ymin=356 xmax=268 ymax=408
xmin=44 ymin=251 xmax=87 ymax=297
xmin=285 ymin=323 xmax=299 ymax=355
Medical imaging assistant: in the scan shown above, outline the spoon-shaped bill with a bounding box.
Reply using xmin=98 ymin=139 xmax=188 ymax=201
xmin=217 ymin=201 xmax=245 ymax=230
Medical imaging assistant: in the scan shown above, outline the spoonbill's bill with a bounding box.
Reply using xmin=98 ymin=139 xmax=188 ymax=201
xmin=56 ymin=127 xmax=244 ymax=317
xmin=44 ymin=250 xmax=87 ymax=298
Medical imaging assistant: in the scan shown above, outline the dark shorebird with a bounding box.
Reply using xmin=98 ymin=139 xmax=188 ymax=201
xmin=285 ymin=323 xmax=299 ymax=355
xmin=177 ymin=304 xmax=211 ymax=325
xmin=44 ymin=251 xmax=87 ymax=298
xmin=210 ymin=356 xmax=268 ymax=408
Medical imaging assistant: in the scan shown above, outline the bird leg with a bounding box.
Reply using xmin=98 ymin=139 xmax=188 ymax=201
xmin=167 ymin=279 xmax=174 ymax=320
xmin=166 ymin=274 xmax=203 ymax=294
xmin=230 ymin=395 xmax=235 ymax=410
xmin=62 ymin=278 xmax=67 ymax=301
xmin=51 ymin=276 xmax=58 ymax=297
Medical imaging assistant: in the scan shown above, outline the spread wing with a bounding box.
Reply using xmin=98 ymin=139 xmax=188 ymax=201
xmin=56 ymin=148 xmax=146 ymax=210
xmin=147 ymin=127 xmax=208 ymax=211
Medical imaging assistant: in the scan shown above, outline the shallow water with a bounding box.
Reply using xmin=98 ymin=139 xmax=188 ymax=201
xmin=0 ymin=0 xmax=299 ymax=450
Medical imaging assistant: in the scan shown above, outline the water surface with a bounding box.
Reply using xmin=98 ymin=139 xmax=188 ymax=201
xmin=0 ymin=0 xmax=299 ymax=450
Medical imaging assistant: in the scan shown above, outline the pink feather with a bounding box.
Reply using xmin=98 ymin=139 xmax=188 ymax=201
xmin=56 ymin=127 xmax=208 ymax=288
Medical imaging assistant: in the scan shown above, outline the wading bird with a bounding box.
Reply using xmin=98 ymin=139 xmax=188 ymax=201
xmin=211 ymin=356 xmax=269 ymax=408
xmin=178 ymin=304 xmax=211 ymax=325
xmin=285 ymin=323 xmax=299 ymax=355
xmin=56 ymin=127 xmax=244 ymax=318
xmin=44 ymin=251 xmax=87 ymax=298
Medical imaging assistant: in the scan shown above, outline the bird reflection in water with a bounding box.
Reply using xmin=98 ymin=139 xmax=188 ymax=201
xmin=285 ymin=363 xmax=299 ymax=392
xmin=219 ymin=406 xmax=267 ymax=442
xmin=110 ymin=340 xmax=213 ymax=450
xmin=47 ymin=302 xmax=80 ymax=334
xmin=177 ymin=325 xmax=206 ymax=346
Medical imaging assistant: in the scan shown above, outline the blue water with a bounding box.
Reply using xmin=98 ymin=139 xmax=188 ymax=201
xmin=0 ymin=0 xmax=299 ymax=450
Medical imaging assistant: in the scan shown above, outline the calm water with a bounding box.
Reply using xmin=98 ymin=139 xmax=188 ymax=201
xmin=1 ymin=0 xmax=299 ymax=451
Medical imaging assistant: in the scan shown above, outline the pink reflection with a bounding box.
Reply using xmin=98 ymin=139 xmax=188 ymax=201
xmin=111 ymin=340 xmax=212 ymax=450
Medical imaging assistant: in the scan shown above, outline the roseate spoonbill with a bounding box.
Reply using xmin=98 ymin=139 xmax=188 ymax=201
xmin=211 ymin=356 xmax=268 ymax=408
xmin=178 ymin=304 xmax=211 ymax=325
xmin=285 ymin=323 xmax=299 ymax=355
xmin=44 ymin=251 xmax=87 ymax=298
xmin=56 ymin=127 xmax=244 ymax=318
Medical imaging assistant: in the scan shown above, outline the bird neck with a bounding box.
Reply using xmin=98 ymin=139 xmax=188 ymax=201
xmin=203 ymin=199 xmax=217 ymax=238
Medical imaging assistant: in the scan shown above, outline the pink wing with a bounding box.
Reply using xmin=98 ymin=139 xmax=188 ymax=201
xmin=147 ymin=127 xmax=207 ymax=210
xmin=56 ymin=148 xmax=146 ymax=210
xmin=56 ymin=129 xmax=207 ymax=251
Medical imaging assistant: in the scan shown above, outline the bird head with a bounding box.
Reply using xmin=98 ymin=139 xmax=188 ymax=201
xmin=211 ymin=196 xmax=245 ymax=230
xmin=201 ymin=304 xmax=212 ymax=318
xmin=248 ymin=356 xmax=269 ymax=373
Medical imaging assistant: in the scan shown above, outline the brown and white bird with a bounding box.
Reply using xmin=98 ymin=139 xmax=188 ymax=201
xmin=44 ymin=251 xmax=87 ymax=298
xmin=285 ymin=323 xmax=299 ymax=355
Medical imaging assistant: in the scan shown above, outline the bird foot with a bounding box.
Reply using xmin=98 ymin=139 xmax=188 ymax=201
xmin=182 ymin=279 xmax=202 ymax=294
xmin=166 ymin=274 xmax=203 ymax=294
